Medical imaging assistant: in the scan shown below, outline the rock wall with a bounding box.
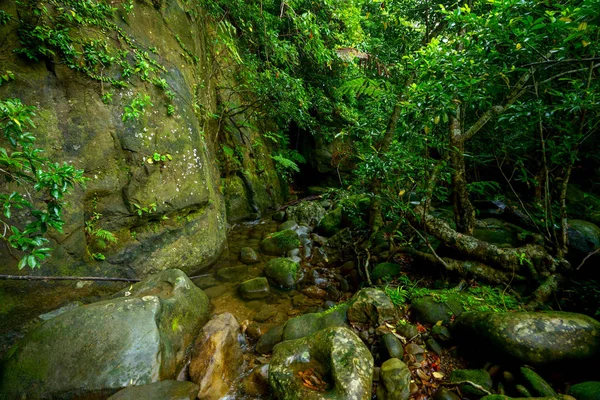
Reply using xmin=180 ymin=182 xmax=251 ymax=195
xmin=0 ymin=0 xmax=283 ymax=277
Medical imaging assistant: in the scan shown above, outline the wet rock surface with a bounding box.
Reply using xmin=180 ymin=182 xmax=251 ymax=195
xmin=107 ymin=381 xmax=199 ymax=400
xmin=269 ymin=326 xmax=374 ymax=400
xmin=189 ymin=313 xmax=243 ymax=400
xmin=0 ymin=269 xmax=209 ymax=399
xmin=347 ymin=288 xmax=398 ymax=325
xmin=376 ymin=358 xmax=411 ymax=400
xmin=452 ymin=311 xmax=600 ymax=365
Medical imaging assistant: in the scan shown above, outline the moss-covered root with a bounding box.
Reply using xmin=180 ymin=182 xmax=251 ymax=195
xmin=525 ymin=274 xmax=565 ymax=311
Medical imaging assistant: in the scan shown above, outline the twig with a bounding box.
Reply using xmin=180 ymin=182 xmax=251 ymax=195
xmin=407 ymin=220 xmax=450 ymax=271
xmin=521 ymin=57 xmax=600 ymax=67
xmin=576 ymin=248 xmax=600 ymax=270
xmin=442 ymin=381 xmax=492 ymax=396
xmin=0 ymin=274 xmax=140 ymax=282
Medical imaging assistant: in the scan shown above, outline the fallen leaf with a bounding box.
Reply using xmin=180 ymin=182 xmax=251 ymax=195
xmin=432 ymin=371 xmax=445 ymax=379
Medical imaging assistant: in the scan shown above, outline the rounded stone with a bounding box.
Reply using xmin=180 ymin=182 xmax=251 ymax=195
xmin=264 ymin=258 xmax=303 ymax=289
xmin=381 ymin=333 xmax=404 ymax=360
xmin=239 ymin=277 xmax=270 ymax=300
xmin=269 ymin=327 xmax=374 ymax=400
xmin=452 ymin=311 xmax=600 ymax=365
xmin=240 ymin=247 xmax=260 ymax=264
xmin=376 ymin=358 xmax=411 ymax=400
xmin=348 ymin=288 xmax=398 ymax=326
xmin=260 ymin=230 xmax=301 ymax=256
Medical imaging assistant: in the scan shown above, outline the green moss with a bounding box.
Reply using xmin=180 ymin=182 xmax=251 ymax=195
xmin=265 ymin=258 xmax=301 ymax=288
xmin=260 ymin=229 xmax=300 ymax=255
xmin=371 ymin=262 xmax=402 ymax=281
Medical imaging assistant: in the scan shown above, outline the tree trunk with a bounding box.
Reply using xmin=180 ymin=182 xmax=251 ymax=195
xmin=449 ymin=135 xmax=475 ymax=234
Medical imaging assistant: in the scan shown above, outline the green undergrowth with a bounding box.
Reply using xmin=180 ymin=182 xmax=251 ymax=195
xmin=383 ymin=276 xmax=523 ymax=313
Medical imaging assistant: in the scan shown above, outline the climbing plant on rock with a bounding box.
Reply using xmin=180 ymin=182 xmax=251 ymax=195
xmin=0 ymin=98 xmax=86 ymax=269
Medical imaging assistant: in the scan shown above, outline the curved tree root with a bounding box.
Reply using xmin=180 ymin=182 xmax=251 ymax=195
xmin=406 ymin=248 xmax=526 ymax=285
xmin=525 ymin=273 xmax=565 ymax=310
xmin=409 ymin=206 xmax=558 ymax=277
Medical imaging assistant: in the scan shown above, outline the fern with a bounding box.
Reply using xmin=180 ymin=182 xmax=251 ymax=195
xmin=271 ymin=154 xmax=300 ymax=172
xmin=95 ymin=229 xmax=117 ymax=244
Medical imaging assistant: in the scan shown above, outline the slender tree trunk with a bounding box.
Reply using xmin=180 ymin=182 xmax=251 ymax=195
xmin=449 ymin=136 xmax=475 ymax=234
xmin=449 ymin=99 xmax=476 ymax=234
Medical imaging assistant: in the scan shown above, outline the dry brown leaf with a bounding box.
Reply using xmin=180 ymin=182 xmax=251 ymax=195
xmin=432 ymin=371 xmax=445 ymax=379
xmin=416 ymin=369 xmax=430 ymax=381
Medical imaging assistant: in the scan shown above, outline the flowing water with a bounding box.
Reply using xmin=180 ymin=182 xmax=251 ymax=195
xmin=0 ymin=215 xmax=349 ymax=398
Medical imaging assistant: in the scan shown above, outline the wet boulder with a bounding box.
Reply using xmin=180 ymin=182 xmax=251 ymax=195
xmin=376 ymin=358 xmax=411 ymax=400
xmin=449 ymin=369 xmax=493 ymax=397
xmin=0 ymin=269 xmax=209 ymax=399
xmin=256 ymin=325 xmax=284 ymax=354
xmin=240 ymin=247 xmax=260 ymax=264
xmin=282 ymin=304 xmax=349 ymax=341
xmin=189 ymin=313 xmax=243 ymax=400
xmin=239 ymin=277 xmax=270 ymax=300
xmin=371 ymin=262 xmax=402 ymax=281
xmin=452 ymin=311 xmax=600 ymax=365
xmin=317 ymin=207 xmax=342 ymax=237
xmin=380 ymin=333 xmax=404 ymax=360
xmin=347 ymin=288 xmax=398 ymax=326
xmin=285 ymin=201 xmax=327 ymax=226
xmin=269 ymin=327 xmax=373 ymax=400
xmin=264 ymin=258 xmax=303 ymax=289
xmin=568 ymin=381 xmax=600 ymax=400
xmin=278 ymin=220 xmax=299 ymax=231
xmin=567 ymin=219 xmax=600 ymax=265
xmin=260 ymin=230 xmax=301 ymax=256
xmin=107 ymin=381 xmax=199 ymax=400
xmin=411 ymin=292 xmax=465 ymax=325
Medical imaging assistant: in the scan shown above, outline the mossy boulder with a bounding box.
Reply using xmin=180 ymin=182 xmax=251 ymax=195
xmin=452 ymin=311 xmax=600 ymax=365
xmin=567 ymin=219 xmax=600 ymax=266
xmin=264 ymin=258 xmax=303 ymax=289
xmin=347 ymin=288 xmax=398 ymax=326
xmin=260 ymin=230 xmax=301 ymax=256
xmin=240 ymin=247 xmax=259 ymax=264
xmin=282 ymin=304 xmax=349 ymax=341
xmin=256 ymin=325 xmax=284 ymax=354
xmin=216 ymin=265 xmax=251 ymax=282
xmin=107 ymin=381 xmax=199 ymax=400
xmin=411 ymin=293 xmax=465 ymax=325
xmin=376 ymin=358 xmax=411 ymax=400
xmin=239 ymin=277 xmax=270 ymax=300
xmin=473 ymin=218 xmax=518 ymax=247
xmin=278 ymin=220 xmax=299 ymax=231
xmin=269 ymin=327 xmax=373 ymax=400
xmin=0 ymin=269 xmax=209 ymax=399
xmin=449 ymin=369 xmax=493 ymax=396
xmin=520 ymin=367 xmax=557 ymax=397
xmin=285 ymin=202 xmax=327 ymax=226
xmin=317 ymin=207 xmax=342 ymax=237
xmin=568 ymin=381 xmax=600 ymax=400
xmin=371 ymin=262 xmax=402 ymax=281
xmin=380 ymin=333 xmax=404 ymax=360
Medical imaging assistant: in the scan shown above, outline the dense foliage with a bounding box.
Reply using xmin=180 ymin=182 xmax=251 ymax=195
xmin=0 ymin=99 xmax=85 ymax=269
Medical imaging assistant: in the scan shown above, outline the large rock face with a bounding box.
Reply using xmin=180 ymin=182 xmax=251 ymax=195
xmin=269 ymin=327 xmax=374 ymax=400
xmin=0 ymin=0 xmax=282 ymax=277
xmin=0 ymin=269 xmax=209 ymax=399
xmin=452 ymin=311 xmax=600 ymax=365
